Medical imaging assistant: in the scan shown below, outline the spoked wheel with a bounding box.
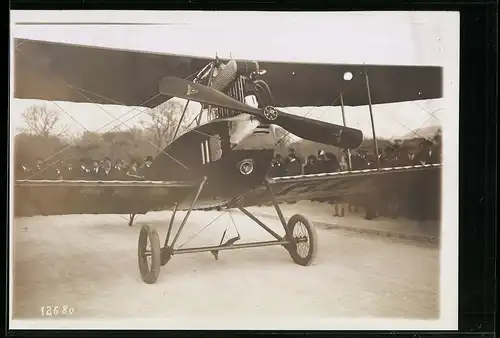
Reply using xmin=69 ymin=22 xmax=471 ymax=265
xmin=286 ymin=214 xmax=318 ymax=266
xmin=138 ymin=224 xmax=161 ymax=284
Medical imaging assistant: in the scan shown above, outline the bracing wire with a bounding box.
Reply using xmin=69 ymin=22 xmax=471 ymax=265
xmin=15 ymin=45 xmax=215 ymax=178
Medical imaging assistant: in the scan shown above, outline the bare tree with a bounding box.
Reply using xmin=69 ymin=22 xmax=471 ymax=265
xmin=21 ymin=104 xmax=60 ymax=138
xmin=139 ymin=100 xmax=192 ymax=151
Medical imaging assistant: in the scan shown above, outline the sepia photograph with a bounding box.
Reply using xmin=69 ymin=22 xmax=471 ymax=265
xmin=9 ymin=11 xmax=459 ymax=330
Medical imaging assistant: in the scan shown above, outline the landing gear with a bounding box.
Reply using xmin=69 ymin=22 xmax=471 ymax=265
xmin=136 ymin=178 xmax=318 ymax=284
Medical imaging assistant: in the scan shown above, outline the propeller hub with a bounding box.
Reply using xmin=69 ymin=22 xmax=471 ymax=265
xmin=263 ymin=106 xmax=279 ymax=121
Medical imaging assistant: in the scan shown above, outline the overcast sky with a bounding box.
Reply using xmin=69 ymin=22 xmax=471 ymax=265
xmin=10 ymin=11 xmax=457 ymax=139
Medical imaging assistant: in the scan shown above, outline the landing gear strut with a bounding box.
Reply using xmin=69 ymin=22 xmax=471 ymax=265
xmin=137 ymin=179 xmax=317 ymax=284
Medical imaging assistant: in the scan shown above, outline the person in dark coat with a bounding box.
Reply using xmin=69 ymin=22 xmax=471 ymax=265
xmin=126 ymin=159 xmax=144 ymax=180
xmin=340 ymin=149 xmax=351 ymax=171
xmin=322 ymin=152 xmax=341 ymax=173
xmin=28 ymin=157 xmax=45 ymax=179
xmin=284 ymin=148 xmax=302 ymax=176
xmin=87 ymin=159 xmax=101 ymax=179
xmin=365 ymin=151 xmax=378 ymax=169
xmin=316 ymin=149 xmax=328 ymax=173
xmin=138 ymin=156 xmax=154 ymax=179
xmin=269 ymin=154 xmax=285 ymax=177
xmin=16 ymin=162 xmax=32 ymax=180
xmin=350 ymin=150 xmax=368 ymax=170
xmin=33 ymin=157 xmax=43 ymax=171
xmin=50 ymin=163 xmax=63 ymax=180
xmin=97 ymin=157 xmax=114 ymax=180
xmin=303 ymin=155 xmax=320 ymax=175
xmin=413 ymin=139 xmax=434 ymax=165
xmin=57 ymin=159 xmax=74 ymax=179
xmin=394 ymin=143 xmax=412 ymax=166
xmin=75 ymin=158 xmax=92 ymax=179
xmin=380 ymin=145 xmax=398 ymax=168
xmin=111 ymin=159 xmax=127 ymax=179
xmin=430 ymin=134 xmax=442 ymax=164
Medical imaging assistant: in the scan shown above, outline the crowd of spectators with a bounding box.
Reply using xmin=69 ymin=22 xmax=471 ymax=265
xmin=16 ymin=156 xmax=155 ymax=181
xmin=269 ymin=137 xmax=442 ymax=178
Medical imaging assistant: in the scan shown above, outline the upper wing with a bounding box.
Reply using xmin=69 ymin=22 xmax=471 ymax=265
xmin=14 ymin=38 xmax=443 ymax=108
xmin=14 ymin=38 xmax=211 ymax=108
xmin=258 ymin=62 xmax=443 ymax=107
xmin=234 ymin=164 xmax=442 ymax=206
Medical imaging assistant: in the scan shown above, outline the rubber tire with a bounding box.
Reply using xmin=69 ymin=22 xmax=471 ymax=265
xmin=138 ymin=224 xmax=161 ymax=284
xmin=287 ymin=214 xmax=318 ymax=266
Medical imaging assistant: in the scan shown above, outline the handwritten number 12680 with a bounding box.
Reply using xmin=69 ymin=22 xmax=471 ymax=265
xmin=41 ymin=305 xmax=75 ymax=316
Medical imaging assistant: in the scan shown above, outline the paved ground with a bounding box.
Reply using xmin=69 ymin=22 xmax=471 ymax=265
xmin=11 ymin=206 xmax=440 ymax=323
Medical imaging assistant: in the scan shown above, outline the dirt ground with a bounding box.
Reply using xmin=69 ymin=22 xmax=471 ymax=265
xmin=11 ymin=205 xmax=440 ymax=323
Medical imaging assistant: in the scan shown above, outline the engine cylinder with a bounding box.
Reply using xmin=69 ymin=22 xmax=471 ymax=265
xmin=208 ymin=61 xmax=248 ymax=121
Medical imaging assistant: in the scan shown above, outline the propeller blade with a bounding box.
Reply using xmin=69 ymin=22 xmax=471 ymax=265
xmin=159 ymin=76 xmax=262 ymax=115
xmin=266 ymin=107 xmax=364 ymax=149
xmin=159 ymin=76 xmax=363 ymax=149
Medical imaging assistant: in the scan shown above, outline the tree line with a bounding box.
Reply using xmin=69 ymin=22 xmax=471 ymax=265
xmin=14 ymin=101 xmax=193 ymax=170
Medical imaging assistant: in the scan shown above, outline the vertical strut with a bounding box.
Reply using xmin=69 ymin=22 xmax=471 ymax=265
xmin=169 ymin=177 xmax=208 ymax=248
xmin=340 ymin=93 xmax=352 ymax=171
xmin=164 ymin=202 xmax=178 ymax=248
xmin=365 ymin=70 xmax=380 ymax=169
xmin=266 ymin=183 xmax=292 ymax=239
xmin=203 ymin=60 xmax=217 ymax=124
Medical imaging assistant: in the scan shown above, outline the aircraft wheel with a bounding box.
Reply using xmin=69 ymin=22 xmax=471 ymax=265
xmin=286 ymin=214 xmax=318 ymax=266
xmin=138 ymin=224 xmax=161 ymax=284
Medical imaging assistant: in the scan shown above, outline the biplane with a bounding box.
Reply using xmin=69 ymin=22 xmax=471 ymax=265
xmin=12 ymin=38 xmax=443 ymax=284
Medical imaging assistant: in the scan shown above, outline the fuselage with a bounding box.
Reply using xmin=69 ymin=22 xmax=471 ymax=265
xmin=147 ymin=115 xmax=276 ymax=209
xmin=146 ymin=58 xmax=295 ymax=208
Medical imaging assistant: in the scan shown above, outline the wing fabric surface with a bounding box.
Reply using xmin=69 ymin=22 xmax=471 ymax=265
xmin=14 ymin=179 xmax=194 ymax=188
xmin=234 ymin=164 xmax=442 ymax=206
xmin=14 ymin=179 xmax=196 ymax=216
xmin=14 ymin=39 xmax=443 ymax=108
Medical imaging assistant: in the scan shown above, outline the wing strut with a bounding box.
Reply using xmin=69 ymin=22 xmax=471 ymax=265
xmin=340 ymin=93 xmax=352 ymax=171
xmin=168 ymin=176 xmax=208 ymax=249
xmin=365 ymin=70 xmax=381 ymax=169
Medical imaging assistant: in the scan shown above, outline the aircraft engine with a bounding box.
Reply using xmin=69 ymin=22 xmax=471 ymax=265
xmin=210 ymin=59 xmax=261 ymax=91
xmin=211 ymin=60 xmax=238 ymax=92
xmin=207 ymin=59 xmax=262 ymax=121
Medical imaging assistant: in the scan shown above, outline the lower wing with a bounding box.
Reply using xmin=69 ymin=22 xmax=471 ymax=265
xmin=13 ymin=180 xmax=197 ymax=216
xmin=234 ymin=164 xmax=442 ymax=206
